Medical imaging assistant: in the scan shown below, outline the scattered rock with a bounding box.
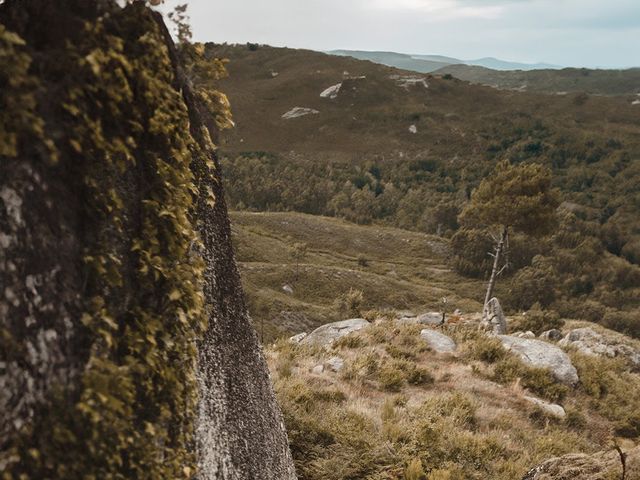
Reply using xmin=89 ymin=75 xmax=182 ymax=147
xmin=539 ymin=329 xmax=563 ymax=342
xmin=418 ymin=312 xmax=445 ymax=325
xmin=483 ymin=297 xmax=507 ymax=334
xmin=409 ymin=124 xmax=417 ymax=134
xmin=498 ymin=335 xmax=579 ymax=386
xmin=282 ymin=284 xmax=294 ymax=295
xmin=390 ymin=74 xmax=429 ymax=89
xmin=420 ymin=329 xmax=456 ymax=353
xmin=325 ymin=356 xmax=345 ymax=372
xmin=311 ymin=364 xmax=324 ymax=374
xmin=289 ymin=332 xmax=308 ymax=344
xmin=281 ymin=107 xmax=320 ymax=119
xmin=523 ymin=396 xmax=566 ymax=418
xmin=514 ymin=331 xmax=536 ymax=339
xmin=522 ymin=446 xmax=640 ymax=479
xmin=632 ymin=99 xmax=640 ymax=105
xmin=270 ymin=71 xmax=279 ymax=78
xmin=302 ymin=319 xmax=370 ymax=347
xmin=559 ymin=327 xmax=640 ymax=368
xmin=396 ymin=311 xmax=416 ymax=320
xmin=320 ymin=83 xmax=342 ymax=99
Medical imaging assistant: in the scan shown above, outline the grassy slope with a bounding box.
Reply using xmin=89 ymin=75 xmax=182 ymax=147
xmin=210 ymin=44 xmax=640 ymax=158
xmin=230 ymin=211 xmax=486 ymax=340
xmin=267 ymin=320 xmax=640 ymax=479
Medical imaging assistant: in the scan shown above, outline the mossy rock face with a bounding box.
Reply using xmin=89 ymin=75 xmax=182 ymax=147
xmin=0 ymin=1 xmax=295 ymax=478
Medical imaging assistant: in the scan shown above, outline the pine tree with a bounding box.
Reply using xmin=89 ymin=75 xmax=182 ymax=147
xmin=459 ymin=160 xmax=560 ymax=319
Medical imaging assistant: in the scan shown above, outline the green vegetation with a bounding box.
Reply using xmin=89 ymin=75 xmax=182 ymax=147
xmin=457 ymin=160 xmax=560 ymax=308
xmin=230 ymin=211 xmax=485 ymax=339
xmin=268 ymin=322 xmax=639 ymax=479
xmin=212 ymin=44 xmax=639 ymax=337
xmin=0 ymin=3 xmax=230 ymax=478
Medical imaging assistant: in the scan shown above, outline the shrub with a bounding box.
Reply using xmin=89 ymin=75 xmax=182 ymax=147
xmin=378 ymin=363 xmax=405 ymax=392
xmin=564 ymin=408 xmax=587 ymax=431
xmin=386 ymin=344 xmax=417 ymax=360
xmin=509 ymin=304 xmax=564 ymax=335
xmin=407 ymin=366 xmax=435 ymax=386
xmin=357 ymin=254 xmax=369 ymax=267
xmin=333 ymin=334 xmax=365 ymax=349
xmin=464 ymin=335 xmax=507 ymax=363
xmin=405 ymin=458 xmax=427 ymax=480
xmin=334 ymin=288 xmax=364 ymax=318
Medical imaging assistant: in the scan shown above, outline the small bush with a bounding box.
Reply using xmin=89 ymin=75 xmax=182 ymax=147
xmin=357 ymin=254 xmax=369 ymax=267
xmin=509 ymin=304 xmax=564 ymax=335
xmin=407 ymin=366 xmax=435 ymax=386
xmin=404 ymin=458 xmax=427 ymax=480
xmin=386 ymin=344 xmax=417 ymax=360
xmin=334 ymin=288 xmax=364 ymax=318
xmin=378 ymin=363 xmax=405 ymax=392
xmin=465 ymin=336 xmax=507 ymax=364
xmin=564 ymin=408 xmax=587 ymax=431
xmin=333 ymin=334 xmax=365 ymax=349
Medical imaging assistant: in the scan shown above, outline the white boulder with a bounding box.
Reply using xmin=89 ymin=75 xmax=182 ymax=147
xmin=282 ymin=107 xmax=320 ymax=119
xmin=498 ymin=335 xmax=579 ymax=386
xmin=420 ymin=329 xmax=456 ymax=353
xmin=302 ymin=319 xmax=370 ymax=347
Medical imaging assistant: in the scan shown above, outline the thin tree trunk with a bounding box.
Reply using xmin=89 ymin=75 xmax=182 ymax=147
xmin=484 ymin=225 xmax=509 ymax=308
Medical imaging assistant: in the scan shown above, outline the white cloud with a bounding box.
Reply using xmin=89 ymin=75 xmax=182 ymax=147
xmin=371 ymin=0 xmax=504 ymax=19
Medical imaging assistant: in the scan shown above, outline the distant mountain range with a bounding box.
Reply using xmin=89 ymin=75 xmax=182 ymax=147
xmin=329 ymin=50 xmax=560 ymax=73
xmin=328 ymin=49 xmax=640 ymax=95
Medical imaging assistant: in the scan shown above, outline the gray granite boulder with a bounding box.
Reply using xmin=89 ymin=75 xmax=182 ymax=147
xmin=302 ymin=319 xmax=370 ymax=347
xmin=523 ymin=396 xmax=566 ymax=418
xmin=420 ymin=329 xmax=457 ymax=353
xmin=289 ymin=332 xmax=308 ymax=344
xmin=498 ymin=335 xmax=579 ymax=385
xmin=325 ymin=356 xmax=345 ymax=372
xmin=559 ymin=327 xmax=640 ymax=368
xmin=539 ymin=329 xmax=563 ymax=342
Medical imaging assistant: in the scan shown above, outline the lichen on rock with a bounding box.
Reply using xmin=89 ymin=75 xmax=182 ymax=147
xmin=0 ymin=1 xmax=294 ymax=478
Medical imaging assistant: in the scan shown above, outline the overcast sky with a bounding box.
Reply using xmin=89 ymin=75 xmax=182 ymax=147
xmin=161 ymin=0 xmax=639 ymax=68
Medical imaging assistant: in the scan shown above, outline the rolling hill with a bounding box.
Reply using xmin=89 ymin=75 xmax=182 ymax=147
xmin=328 ymin=49 xmax=639 ymax=95
xmin=434 ymin=64 xmax=640 ymax=95
xmin=330 ymin=49 xmax=559 ymax=73
xmin=211 ymin=43 xmax=640 ymax=338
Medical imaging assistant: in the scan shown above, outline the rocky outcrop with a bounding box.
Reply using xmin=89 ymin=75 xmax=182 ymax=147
xmin=539 ymin=329 xmax=563 ymax=341
xmin=0 ymin=2 xmax=295 ymax=478
xmin=281 ymin=107 xmax=320 ymax=119
xmin=498 ymin=335 xmax=579 ymax=385
xmin=483 ymin=297 xmax=507 ymax=334
xmin=522 ymin=446 xmax=640 ymax=479
xmin=559 ymin=327 xmax=640 ymax=368
xmin=420 ymin=329 xmax=457 ymax=353
xmin=523 ymin=396 xmax=566 ymax=418
xmin=398 ymin=312 xmax=444 ymax=326
xmin=302 ymin=318 xmax=370 ymax=347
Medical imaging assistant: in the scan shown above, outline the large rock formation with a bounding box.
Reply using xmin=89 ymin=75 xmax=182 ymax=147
xmin=497 ymin=335 xmax=579 ymax=386
xmin=0 ymin=1 xmax=295 ymax=478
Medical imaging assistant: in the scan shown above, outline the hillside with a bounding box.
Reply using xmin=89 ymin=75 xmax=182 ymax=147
xmin=213 ymin=43 xmax=640 ymax=337
xmin=434 ymin=64 xmax=640 ymax=95
xmin=267 ymin=312 xmax=640 ymax=479
xmin=230 ymin=211 xmax=486 ymax=340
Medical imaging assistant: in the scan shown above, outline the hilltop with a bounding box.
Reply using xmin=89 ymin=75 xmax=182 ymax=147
xmin=329 ymin=49 xmax=639 ymax=95
xmin=434 ymin=64 xmax=640 ymax=95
